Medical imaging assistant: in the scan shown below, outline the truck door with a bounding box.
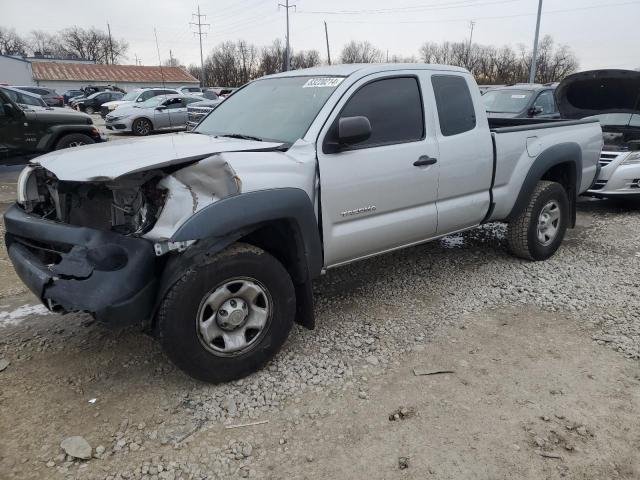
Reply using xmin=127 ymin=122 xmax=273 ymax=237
xmin=317 ymin=73 xmax=440 ymax=267
xmin=430 ymin=74 xmax=494 ymax=234
xmin=0 ymin=93 xmax=26 ymax=163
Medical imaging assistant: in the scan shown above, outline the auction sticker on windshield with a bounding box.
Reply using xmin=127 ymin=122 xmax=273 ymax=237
xmin=511 ymin=94 xmax=527 ymax=98
xmin=303 ymin=78 xmax=344 ymax=88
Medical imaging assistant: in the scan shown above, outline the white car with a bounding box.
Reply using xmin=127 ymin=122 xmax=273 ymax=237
xmin=100 ymin=88 xmax=179 ymax=117
xmin=177 ymin=86 xmax=203 ymax=96
xmin=556 ymin=69 xmax=640 ymax=199
xmin=105 ymin=94 xmax=202 ymax=135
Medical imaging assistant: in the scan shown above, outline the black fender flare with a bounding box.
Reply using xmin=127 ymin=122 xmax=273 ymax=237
xmin=150 ymin=188 xmax=323 ymax=330
xmin=39 ymin=125 xmax=99 ymax=151
xmin=507 ymin=143 xmax=582 ymax=226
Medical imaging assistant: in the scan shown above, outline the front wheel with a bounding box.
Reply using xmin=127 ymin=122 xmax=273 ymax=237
xmin=132 ymin=118 xmax=152 ymax=136
xmin=507 ymin=180 xmax=570 ymax=261
xmin=157 ymin=243 xmax=296 ymax=383
xmin=84 ymin=106 xmax=95 ymax=115
xmin=54 ymin=133 xmax=95 ymax=150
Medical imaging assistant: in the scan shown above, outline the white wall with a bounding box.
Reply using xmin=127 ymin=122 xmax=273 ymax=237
xmin=0 ymin=56 xmax=33 ymax=85
xmin=35 ymin=80 xmax=199 ymax=93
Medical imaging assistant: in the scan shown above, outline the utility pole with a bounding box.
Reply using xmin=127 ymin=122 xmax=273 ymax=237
xmin=169 ymin=49 xmax=174 ymax=66
xmin=467 ymin=20 xmax=475 ymax=68
xmin=190 ymin=5 xmax=210 ymax=87
xmin=134 ymin=53 xmax=141 ymax=66
xmin=529 ymin=0 xmax=543 ymax=84
xmin=279 ymin=0 xmax=296 ymax=71
xmin=107 ymin=22 xmax=114 ymax=64
xmin=324 ymin=21 xmax=331 ymax=65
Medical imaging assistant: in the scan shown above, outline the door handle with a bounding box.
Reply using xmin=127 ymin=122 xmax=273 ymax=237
xmin=414 ymin=156 xmax=438 ymax=167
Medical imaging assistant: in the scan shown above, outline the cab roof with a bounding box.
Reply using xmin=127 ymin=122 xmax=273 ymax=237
xmin=263 ymin=63 xmax=470 ymax=80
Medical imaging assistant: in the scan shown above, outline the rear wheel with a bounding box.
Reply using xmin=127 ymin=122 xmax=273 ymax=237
xmin=157 ymin=243 xmax=295 ymax=383
xmin=132 ymin=118 xmax=152 ymax=136
xmin=507 ymin=180 xmax=570 ymax=261
xmin=54 ymin=133 xmax=95 ymax=150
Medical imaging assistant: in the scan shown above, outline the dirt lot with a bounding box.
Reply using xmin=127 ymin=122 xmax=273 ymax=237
xmin=0 ymin=158 xmax=639 ymax=479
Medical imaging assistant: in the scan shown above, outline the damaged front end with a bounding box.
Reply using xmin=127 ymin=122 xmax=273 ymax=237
xmin=5 ymin=156 xmax=242 ymax=326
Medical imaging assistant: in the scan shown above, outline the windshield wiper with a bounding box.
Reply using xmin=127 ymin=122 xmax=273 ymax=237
xmin=219 ymin=133 xmax=263 ymax=142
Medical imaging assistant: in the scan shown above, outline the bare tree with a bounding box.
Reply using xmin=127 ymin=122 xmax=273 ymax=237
xmin=0 ymin=27 xmax=28 ymax=56
xmin=291 ymin=49 xmax=321 ymax=70
xmin=57 ymin=27 xmax=128 ymax=64
xmin=258 ymin=39 xmax=286 ymax=76
xmin=420 ymin=35 xmax=578 ymax=84
xmin=340 ymin=41 xmax=383 ymax=64
xmin=163 ymin=57 xmax=183 ymax=68
xmin=28 ymin=30 xmax=64 ymax=56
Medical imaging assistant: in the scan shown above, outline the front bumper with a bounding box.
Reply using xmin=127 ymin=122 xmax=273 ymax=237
xmin=105 ymin=117 xmax=133 ymax=132
xmin=4 ymin=205 xmax=158 ymax=325
xmin=586 ymin=162 xmax=640 ymax=197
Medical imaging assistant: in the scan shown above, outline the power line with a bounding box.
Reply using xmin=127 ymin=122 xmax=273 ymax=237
xmin=329 ymin=0 xmax=640 ymax=24
xmin=190 ymin=5 xmax=210 ymax=87
xmin=278 ymin=0 xmax=296 ymax=71
xmin=298 ymin=0 xmax=523 ymax=15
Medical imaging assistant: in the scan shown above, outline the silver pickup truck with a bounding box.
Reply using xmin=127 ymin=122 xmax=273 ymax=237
xmin=4 ymin=64 xmax=602 ymax=382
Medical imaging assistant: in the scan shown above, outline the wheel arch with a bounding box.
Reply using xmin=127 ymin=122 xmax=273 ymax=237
xmin=508 ymin=142 xmax=582 ymax=227
xmin=149 ymin=188 xmax=323 ymax=331
xmin=39 ymin=125 xmax=100 ymax=151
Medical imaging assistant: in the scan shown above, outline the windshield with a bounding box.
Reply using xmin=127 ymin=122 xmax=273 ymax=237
xmin=139 ymin=95 xmax=169 ymax=108
xmin=121 ymin=91 xmax=140 ymax=101
xmin=590 ymin=113 xmax=640 ymax=128
xmin=482 ymin=89 xmax=534 ymax=113
xmin=195 ymin=76 xmax=343 ymax=143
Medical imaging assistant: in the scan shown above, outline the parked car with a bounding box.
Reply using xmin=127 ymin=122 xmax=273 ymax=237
xmin=62 ymin=89 xmax=84 ymax=105
xmin=100 ymin=88 xmax=180 ymax=118
xmin=2 ymin=86 xmax=48 ymax=109
xmin=185 ymin=98 xmax=223 ymax=131
xmin=177 ymin=86 xmax=203 ymax=96
xmin=482 ymin=84 xmax=560 ymax=119
xmin=0 ymin=86 xmax=105 ymax=163
xmin=5 ymin=64 xmax=601 ymax=382
xmin=556 ymin=69 xmax=640 ymax=199
xmin=201 ymin=89 xmax=220 ymax=100
xmin=13 ymin=86 xmax=64 ymax=107
xmin=105 ymin=94 xmax=202 ymax=135
xmin=68 ymin=85 xmax=126 ymax=105
xmin=72 ymin=91 xmax=124 ymax=115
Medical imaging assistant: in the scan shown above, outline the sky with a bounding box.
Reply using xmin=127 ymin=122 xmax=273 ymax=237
xmin=2 ymin=0 xmax=640 ymax=71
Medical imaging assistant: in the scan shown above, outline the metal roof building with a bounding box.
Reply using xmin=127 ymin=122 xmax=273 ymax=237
xmin=29 ymin=62 xmax=200 ymax=92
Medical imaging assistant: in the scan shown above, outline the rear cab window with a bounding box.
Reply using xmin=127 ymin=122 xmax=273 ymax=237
xmin=431 ymin=75 xmax=477 ymax=136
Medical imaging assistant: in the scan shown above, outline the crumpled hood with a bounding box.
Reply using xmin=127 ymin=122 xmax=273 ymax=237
xmin=34 ymin=133 xmax=284 ymax=181
xmin=556 ymin=69 xmax=640 ymax=119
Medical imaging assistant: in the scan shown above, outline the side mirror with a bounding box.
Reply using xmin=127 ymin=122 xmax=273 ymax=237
xmin=155 ymin=105 xmax=167 ymax=111
xmin=338 ymin=116 xmax=372 ymax=145
xmin=528 ymin=106 xmax=544 ymax=117
xmin=136 ymin=97 xmax=144 ymax=102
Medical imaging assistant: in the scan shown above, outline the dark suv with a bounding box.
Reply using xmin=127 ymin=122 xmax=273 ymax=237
xmin=13 ymin=86 xmax=64 ymax=107
xmin=0 ymin=87 xmax=106 ymax=163
xmin=482 ymin=84 xmax=560 ymax=119
xmin=72 ymin=91 xmax=124 ymax=115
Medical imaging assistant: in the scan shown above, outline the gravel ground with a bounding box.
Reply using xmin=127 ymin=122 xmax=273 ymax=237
xmin=0 ymin=191 xmax=639 ymax=479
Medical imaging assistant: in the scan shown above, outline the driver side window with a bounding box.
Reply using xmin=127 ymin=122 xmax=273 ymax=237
xmin=533 ymin=90 xmax=556 ymax=115
xmin=339 ymin=77 xmax=424 ymax=149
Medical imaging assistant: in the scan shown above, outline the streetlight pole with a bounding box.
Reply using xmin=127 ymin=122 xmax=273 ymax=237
xmin=529 ymin=0 xmax=543 ymax=84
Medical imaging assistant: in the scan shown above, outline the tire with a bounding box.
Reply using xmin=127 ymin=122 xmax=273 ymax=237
xmin=132 ymin=118 xmax=153 ymax=136
xmin=157 ymin=243 xmax=296 ymax=383
xmin=507 ymin=180 xmax=570 ymax=261
xmin=54 ymin=133 xmax=95 ymax=150
xmin=84 ymin=106 xmax=95 ymax=115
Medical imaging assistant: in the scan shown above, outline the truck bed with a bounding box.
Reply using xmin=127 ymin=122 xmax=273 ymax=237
xmin=488 ymin=117 xmax=603 ymax=222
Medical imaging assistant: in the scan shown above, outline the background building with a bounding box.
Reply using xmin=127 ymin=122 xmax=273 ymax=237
xmin=0 ymin=55 xmax=33 ymax=85
xmin=31 ymin=62 xmax=199 ymax=92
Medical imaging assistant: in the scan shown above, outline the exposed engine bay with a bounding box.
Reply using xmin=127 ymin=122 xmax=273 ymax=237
xmin=20 ymin=167 xmax=167 ymax=237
